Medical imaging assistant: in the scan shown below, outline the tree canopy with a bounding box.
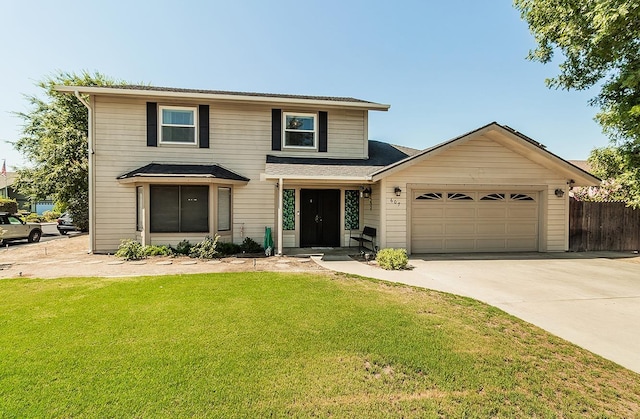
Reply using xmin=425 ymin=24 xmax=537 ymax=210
xmin=13 ymin=71 xmax=123 ymax=230
xmin=515 ymin=0 xmax=640 ymax=206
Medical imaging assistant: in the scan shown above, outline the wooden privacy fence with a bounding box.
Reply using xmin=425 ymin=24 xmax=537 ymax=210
xmin=569 ymin=200 xmax=640 ymax=251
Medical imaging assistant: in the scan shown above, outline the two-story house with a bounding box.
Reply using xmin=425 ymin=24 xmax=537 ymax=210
xmin=56 ymin=85 xmax=598 ymax=254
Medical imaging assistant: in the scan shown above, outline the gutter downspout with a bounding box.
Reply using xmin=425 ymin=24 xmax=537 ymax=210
xmin=75 ymin=90 xmax=95 ymax=254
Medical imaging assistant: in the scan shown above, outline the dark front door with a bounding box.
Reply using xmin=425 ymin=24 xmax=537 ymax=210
xmin=300 ymin=189 xmax=340 ymax=247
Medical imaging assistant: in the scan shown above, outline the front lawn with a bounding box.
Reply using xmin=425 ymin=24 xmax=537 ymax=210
xmin=1 ymin=273 xmax=638 ymax=417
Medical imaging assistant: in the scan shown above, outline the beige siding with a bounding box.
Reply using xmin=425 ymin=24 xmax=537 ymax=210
xmin=93 ymin=97 xmax=370 ymax=252
xmin=276 ymin=109 xmax=367 ymax=159
xmin=93 ymin=97 xmax=275 ymax=252
xmin=381 ymin=134 xmax=569 ymax=252
xmin=363 ymin=183 xmax=380 ymax=230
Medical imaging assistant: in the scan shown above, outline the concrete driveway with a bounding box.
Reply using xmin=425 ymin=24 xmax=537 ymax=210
xmin=314 ymin=252 xmax=640 ymax=374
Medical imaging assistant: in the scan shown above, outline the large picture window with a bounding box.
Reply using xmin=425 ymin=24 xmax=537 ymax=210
xmin=150 ymin=185 xmax=209 ymax=233
xmin=159 ymin=106 xmax=197 ymax=144
xmin=283 ymin=112 xmax=316 ymax=148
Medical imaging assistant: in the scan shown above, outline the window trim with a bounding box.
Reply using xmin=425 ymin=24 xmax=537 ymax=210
xmin=282 ymin=112 xmax=317 ymax=149
xmin=159 ymin=105 xmax=198 ymax=145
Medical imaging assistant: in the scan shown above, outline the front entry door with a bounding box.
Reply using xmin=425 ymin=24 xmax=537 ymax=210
xmin=300 ymin=189 xmax=340 ymax=247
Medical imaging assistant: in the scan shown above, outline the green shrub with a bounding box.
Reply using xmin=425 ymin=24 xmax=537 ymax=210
xmin=240 ymin=237 xmax=263 ymax=254
xmin=115 ymin=239 xmax=146 ymax=261
xmin=376 ymin=248 xmax=408 ymax=270
xmin=173 ymin=240 xmax=192 ymax=256
xmin=144 ymin=245 xmax=173 ymax=257
xmin=0 ymin=198 xmax=18 ymax=214
xmin=53 ymin=201 xmax=68 ymax=214
xmin=42 ymin=210 xmax=61 ymax=222
xmin=189 ymin=235 xmax=220 ymax=259
xmin=217 ymin=241 xmax=241 ymax=256
xmin=25 ymin=213 xmax=42 ymax=223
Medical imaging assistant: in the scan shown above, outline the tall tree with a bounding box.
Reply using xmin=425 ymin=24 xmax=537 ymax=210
xmin=515 ymin=0 xmax=640 ymax=206
xmin=13 ymin=71 xmax=123 ymax=230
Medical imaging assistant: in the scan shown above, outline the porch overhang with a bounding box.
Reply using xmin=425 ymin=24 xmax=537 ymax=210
xmin=117 ymin=163 xmax=250 ymax=185
xmin=261 ymin=173 xmax=373 ymax=183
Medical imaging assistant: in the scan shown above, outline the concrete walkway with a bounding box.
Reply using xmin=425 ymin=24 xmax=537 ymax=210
xmin=313 ymin=252 xmax=640 ymax=374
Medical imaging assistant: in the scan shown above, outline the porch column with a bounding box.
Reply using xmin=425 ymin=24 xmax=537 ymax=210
xmin=277 ymin=178 xmax=284 ymax=255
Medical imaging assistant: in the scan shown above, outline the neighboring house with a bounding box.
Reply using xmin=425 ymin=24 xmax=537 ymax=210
xmin=56 ymin=85 xmax=599 ymax=254
xmin=1 ymin=172 xmax=54 ymax=214
xmin=2 ymin=172 xmax=32 ymax=212
xmin=568 ymin=160 xmax=592 ymax=174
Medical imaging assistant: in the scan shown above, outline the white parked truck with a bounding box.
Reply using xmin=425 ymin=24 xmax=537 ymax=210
xmin=0 ymin=212 xmax=43 ymax=244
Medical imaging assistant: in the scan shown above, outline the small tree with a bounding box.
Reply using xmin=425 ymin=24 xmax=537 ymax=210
xmin=571 ymin=146 xmax=640 ymax=207
xmin=13 ymin=71 xmax=125 ymax=231
xmin=515 ymin=1 xmax=640 ymax=205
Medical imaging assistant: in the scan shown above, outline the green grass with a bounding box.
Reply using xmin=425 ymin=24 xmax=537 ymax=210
xmin=1 ymin=272 xmax=639 ymax=417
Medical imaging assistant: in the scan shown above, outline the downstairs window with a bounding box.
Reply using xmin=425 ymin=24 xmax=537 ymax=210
xmin=150 ymin=185 xmax=209 ymax=233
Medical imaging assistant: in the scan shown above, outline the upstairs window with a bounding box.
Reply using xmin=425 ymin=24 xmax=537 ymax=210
xmin=283 ymin=112 xmax=316 ymax=148
xmin=160 ymin=106 xmax=197 ymax=145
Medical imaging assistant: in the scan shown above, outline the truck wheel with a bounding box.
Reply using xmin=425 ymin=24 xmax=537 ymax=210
xmin=28 ymin=229 xmax=42 ymax=243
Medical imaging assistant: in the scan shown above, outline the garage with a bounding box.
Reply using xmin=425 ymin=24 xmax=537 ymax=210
xmin=411 ymin=190 xmax=539 ymax=253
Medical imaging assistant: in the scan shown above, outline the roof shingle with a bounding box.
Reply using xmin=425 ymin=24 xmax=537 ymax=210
xmin=117 ymin=163 xmax=249 ymax=182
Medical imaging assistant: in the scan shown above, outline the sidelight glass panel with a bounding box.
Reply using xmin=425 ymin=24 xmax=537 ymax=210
xmin=345 ymin=190 xmax=360 ymax=230
xmin=283 ymin=189 xmax=295 ymax=230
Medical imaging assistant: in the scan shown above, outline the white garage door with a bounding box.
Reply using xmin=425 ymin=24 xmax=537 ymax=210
xmin=411 ymin=191 xmax=539 ymax=253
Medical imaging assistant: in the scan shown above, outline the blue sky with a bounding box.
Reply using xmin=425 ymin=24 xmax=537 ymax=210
xmin=1 ymin=0 xmax=608 ymax=170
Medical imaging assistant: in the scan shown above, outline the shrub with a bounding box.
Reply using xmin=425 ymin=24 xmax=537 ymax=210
xmin=115 ymin=239 xmax=146 ymax=261
xmin=42 ymin=210 xmax=61 ymax=222
xmin=53 ymin=201 xmax=68 ymax=214
xmin=0 ymin=198 xmax=18 ymax=214
xmin=25 ymin=213 xmax=42 ymax=223
xmin=173 ymin=240 xmax=192 ymax=256
xmin=144 ymin=245 xmax=172 ymax=257
xmin=189 ymin=235 xmax=220 ymax=259
xmin=376 ymin=248 xmax=408 ymax=270
xmin=240 ymin=237 xmax=263 ymax=254
xmin=217 ymin=241 xmax=241 ymax=256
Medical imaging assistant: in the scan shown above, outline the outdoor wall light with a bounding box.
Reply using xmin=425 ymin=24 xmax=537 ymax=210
xmin=362 ymin=187 xmax=372 ymax=199
xmin=555 ymin=188 xmax=565 ymax=197
xmin=394 ymin=186 xmax=402 ymax=197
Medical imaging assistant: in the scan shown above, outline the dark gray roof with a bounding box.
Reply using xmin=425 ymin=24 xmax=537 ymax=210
xmin=265 ymin=141 xmax=420 ymax=178
xmin=111 ymin=85 xmax=377 ymax=105
xmin=117 ymin=163 xmax=249 ymax=182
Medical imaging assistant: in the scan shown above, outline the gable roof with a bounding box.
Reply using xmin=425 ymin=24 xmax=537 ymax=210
xmin=55 ymin=85 xmax=390 ymax=111
xmin=264 ymin=141 xmax=420 ymax=181
xmin=370 ymin=122 xmax=600 ymax=186
xmin=117 ymin=163 xmax=249 ymax=184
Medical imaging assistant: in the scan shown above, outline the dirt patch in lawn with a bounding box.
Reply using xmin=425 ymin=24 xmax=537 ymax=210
xmin=0 ymin=234 xmax=328 ymax=279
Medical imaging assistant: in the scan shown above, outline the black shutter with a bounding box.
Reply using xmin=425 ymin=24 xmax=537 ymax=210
xmin=147 ymin=102 xmax=158 ymax=147
xmin=199 ymin=105 xmax=209 ymax=149
xmin=272 ymin=109 xmax=282 ymax=151
xmin=319 ymin=111 xmax=328 ymax=152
